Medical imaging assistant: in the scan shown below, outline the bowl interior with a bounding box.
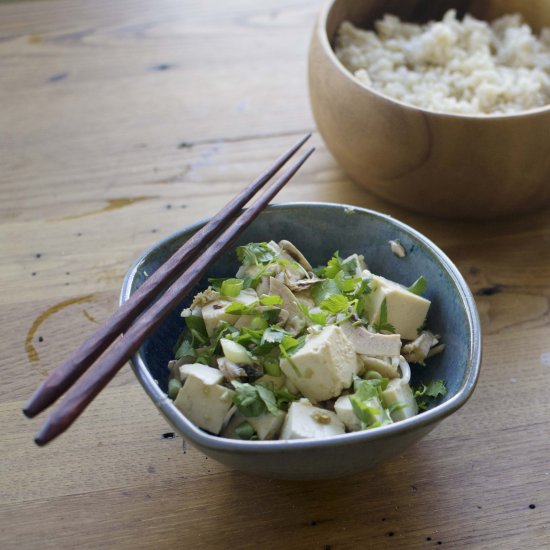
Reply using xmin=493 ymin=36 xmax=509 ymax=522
xmin=125 ymin=203 xmax=479 ymax=416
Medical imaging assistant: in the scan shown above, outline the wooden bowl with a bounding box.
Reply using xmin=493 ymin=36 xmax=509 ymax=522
xmin=308 ymin=0 xmax=550 ymax=219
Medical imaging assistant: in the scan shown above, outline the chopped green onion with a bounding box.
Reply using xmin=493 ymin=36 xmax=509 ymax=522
xmin=263 ymin=357 xmax=282 ymax=377
xmin=220 ymin=278 xmax=243 ymax=297
xmin=235 ymin=422 xmax=257 ymax=440
xmin=168 ymin=378 xmax=182 ymax=400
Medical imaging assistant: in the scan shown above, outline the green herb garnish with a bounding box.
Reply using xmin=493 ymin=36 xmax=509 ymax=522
xmin=408 ymin=275 xmax=427 ymax=296
xmin=231 ymin=381 xmax=279 ymax=417
xmin=220 ymin=278 xmax=244 ymax=297
xmin=373 ymin=299 xmax=396 ymax=333
xmin=236 ymin=242 xmax=276 ymax=266
xmin=235 ymin=422 xmax=257 ymax=440
xmin=414 ymin=379 xmax=447 ymax=410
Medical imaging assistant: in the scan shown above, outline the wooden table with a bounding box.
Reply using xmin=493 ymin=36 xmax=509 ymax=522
xmin=2 ymin=1 xmax=549 ymax=548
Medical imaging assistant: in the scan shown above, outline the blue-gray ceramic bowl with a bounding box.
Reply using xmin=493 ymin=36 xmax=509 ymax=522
xmin=121 ymin=202 xmax=481 ymax=480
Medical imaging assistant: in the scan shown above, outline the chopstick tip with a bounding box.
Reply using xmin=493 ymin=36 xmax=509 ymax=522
xmin=34 ymin=418 xmax=57 ymax=447
xmin=22 ymin=405 xmax=35 ymax=419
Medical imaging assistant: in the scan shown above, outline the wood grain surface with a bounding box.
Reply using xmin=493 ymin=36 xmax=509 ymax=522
xmin=1 ymin=0 xmax=549 ymax=548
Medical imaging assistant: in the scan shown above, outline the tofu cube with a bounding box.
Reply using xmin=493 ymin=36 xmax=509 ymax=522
xmin=178 ymin=363 xmax=224 ymax=384
xmin=174 ymin=373 xmax=235 ymax=435
xmin=201 ymin=289 xmax=258 ymax=336
xmin=334 ymin=395 xmax=361 ymax=431
xmin=279 ymin=325 xmax=359 ymax=402
xmin=280 ymin=399 xmax=345 ymax=439
xmin=223 ymin=410 xmax=286 ymax=440
xmin=364 ymin=275 xmax=430 ymax=340
xmin=201 ymin=300 xmax=237 ymax=337
xmin=381 ymin=379 xmax=419 ymax=421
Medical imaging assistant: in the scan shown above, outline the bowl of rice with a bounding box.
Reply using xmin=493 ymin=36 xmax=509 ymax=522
xmin=308 ymin=0 xmax=550 ymax=219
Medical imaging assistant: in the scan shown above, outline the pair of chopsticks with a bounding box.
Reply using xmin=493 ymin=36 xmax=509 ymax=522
xmin=24 ymin=134 xmax=314 ymax=445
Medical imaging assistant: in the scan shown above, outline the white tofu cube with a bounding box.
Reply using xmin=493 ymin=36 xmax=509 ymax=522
xmin=222 ymin=410 xmax=286 ymax=440
xmin=178 ymin=363 xmax=224 ymax=384
xmin=174 ymin=374 xmax=234 ymax=434
xmin=201 ymin=289 xmax=258 ymax=337
xmin=201 ymin=299 xmax=236 ymax=337
xmin=364 ymin=275 xmax=430 ymax=340
xmin=381 ymin=379 xmax=419 ymax=421
xmin=279 ymin=325 xmax=359 ymax=402
xmin=334 ymin=395 xmax=361 ymax=431
xmin=280 ymin=399 xmax=345 ymax=439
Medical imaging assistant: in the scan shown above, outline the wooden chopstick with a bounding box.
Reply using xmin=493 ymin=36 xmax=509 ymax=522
xmin=33 ymin=145 xmax=315 ymax=446
xmin=23 ymin=133 xmax=311 ymax=419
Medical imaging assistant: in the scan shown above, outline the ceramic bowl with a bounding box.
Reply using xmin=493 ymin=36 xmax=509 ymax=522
xmin=308 ymin=0 xmax=550 ymax=219
xmin=121 ymin=203 xmax=481 ymax=479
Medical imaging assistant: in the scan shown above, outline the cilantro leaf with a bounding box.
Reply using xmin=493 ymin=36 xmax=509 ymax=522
xmin=174 ymin=339 xmax=195 ymax=360
xmin=373 ymin=299 xmax=396 ymax=333
xmin=311 ymin=278 xmax=341 ymax=305
xmin=298 ymin=303 xmax=327 ymax=325
xmin=231 ymin=381 xmax=266 ymax=417
xmin=236 ymin=242 xmax=275 ymax=266
xmin=251 ymin=328 xmax=285 ymax=356
xmin=224 ymin=300 xmax=259 ymax=316
xmin=414 ymin=379 xmax=447 ymax=410
xmin=322 ymin=251 xmax=344 ymax=278
xmin=261 ymin=328 xmax=287 ymax=345
xmin=255 ymin=384 xmax=279 ymax=416
xmin=408 ymin=276 xmax=427 ymax=296
xmin=231 ymin=381 xmax=280 ymax=417
xmin=320 ymin=294 xmax=350 ymax=315
xmin=184 ymin=315 xmax=208 ymax=339
xmin=334 ymin=270 xmax=360 ymax=293
xmin=259 ymin=295 xmax=284 ymax=306
xmin=342 ymin=256 xmax=358 ymax=276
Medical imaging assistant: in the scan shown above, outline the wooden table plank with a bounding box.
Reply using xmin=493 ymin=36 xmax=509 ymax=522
xmin=1 ymin=0 xmax=550 ymax=548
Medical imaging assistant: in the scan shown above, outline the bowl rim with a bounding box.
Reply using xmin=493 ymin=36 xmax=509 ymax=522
xmin=315 ymin=0 xmax=550 ymax=120
xmin=121 ymin=202 xmax=482 ymax=453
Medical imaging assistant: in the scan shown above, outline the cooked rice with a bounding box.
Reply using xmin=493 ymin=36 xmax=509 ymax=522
xmin=334 ymin=10 xmax=550 ymax=115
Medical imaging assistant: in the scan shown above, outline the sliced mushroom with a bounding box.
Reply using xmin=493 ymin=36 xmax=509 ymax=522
xmin=168 ymin=355 xmax=195 ymax=381
xmin=217 ymin=357 xmax=246 ymax=381
xmin=340 ymin=321 xmax=401 ymax=357
xmin=279 ymin=240 xmax=313 ymax=271
xmin=255 ymin=275 xmax=270 ymax=297
xmin=268 ymin=276 xmax=306 ymax=335
xmin=286 ymin=277 xmax=324 ymax=292
xmin=358 ymin=355 xmax=400 ymax=379
xmin=402 ymin=331 xmax=439 ymax=365
xmin=276 ymin=307 xmax=290 ymax=327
